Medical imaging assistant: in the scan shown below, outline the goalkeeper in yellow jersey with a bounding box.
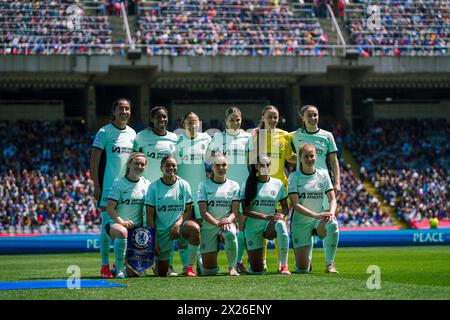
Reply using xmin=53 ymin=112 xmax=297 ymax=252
xmin=250 ymin=105 xmax=296 ymax=271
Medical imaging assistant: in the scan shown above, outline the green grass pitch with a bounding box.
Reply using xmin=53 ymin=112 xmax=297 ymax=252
xmin=0 ymin=246 xmax=449 ymax=300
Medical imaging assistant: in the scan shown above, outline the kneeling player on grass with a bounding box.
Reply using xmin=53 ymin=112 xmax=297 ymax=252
xmin=288 ymin=144 xmax=339 ymax=274
xmin=242 ymin=155 xmax=291 ymax=275
xmin=106 ymin=152 xmax=151 ymax=279
xmin=198 ymin=153 xmax=241 ymax=276
xmin=145 ymin=156 xmax=201 ymax=277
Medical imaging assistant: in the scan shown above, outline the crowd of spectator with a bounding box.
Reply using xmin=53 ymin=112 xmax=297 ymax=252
xmin=0 ymin=169 xmax=100 ymax=234
xmin=346 ymin=0 xmax=450 ymax=56
xmin=136 ymin=0 xmax=329 ymax=56
xmin=344 ymin=119 xmax=449 ymax=226
xmin=0 ymin=0 xmax=113 ymax=55
xmin=336 ymin=163 xmax=392 ymax=227
xmin=322 ymin=122 xmax=392 ymax=227
xmin=0 ymin=121 xmax=100 ymax=234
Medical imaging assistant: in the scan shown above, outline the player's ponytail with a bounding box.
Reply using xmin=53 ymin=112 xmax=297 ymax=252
xmin=244 ymin=163 xmax=258 ymax=207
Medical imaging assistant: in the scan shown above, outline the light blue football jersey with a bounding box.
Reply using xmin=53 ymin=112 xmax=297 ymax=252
xmin=208 ymin=130 xmax=254 ymax=187
xmin=92 ymin=123 xmax=136 ymax=203
xmin=108 ymin=176 xmax=150 ymax=226
xmin=241 ymin=177 xmax=287 ymax=232
xmin=198 ymin=178 xmax=240 ymax=222
xmin=133 ymin=129 xmax=178 ymax=183
xmin=175 ymin=132 xmax=212 ymax=205
xmin=145 ymin=177 xmax=193 ymax=232
xmin=288 ymin=168 xmax=333 ymax=224
xmin=290 ymin=128 xmax=338 ymax=171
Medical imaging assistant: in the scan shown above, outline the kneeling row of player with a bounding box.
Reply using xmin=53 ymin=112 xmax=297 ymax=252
xmin=106 ymin=145 xmax=339 ymax=278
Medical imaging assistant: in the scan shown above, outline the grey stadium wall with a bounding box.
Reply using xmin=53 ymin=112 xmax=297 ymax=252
xmin=1 ymin=55 xmax=450 ymax=131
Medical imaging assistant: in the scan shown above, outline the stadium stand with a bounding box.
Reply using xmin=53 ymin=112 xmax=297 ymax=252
xmin=344 ymin=0 xmax=450 ymax=56
xmin=337 ymin=163 xmax=392 ymax=227
xmin=344 ymin=119 xmax=450 ymax=227
xmin=0 ymin=0 xmax=113 ymax=55
xmin=324 ymin=124 xmax=393 ymax=227
xmin=136 ymin=0 xmax=329 ymax=56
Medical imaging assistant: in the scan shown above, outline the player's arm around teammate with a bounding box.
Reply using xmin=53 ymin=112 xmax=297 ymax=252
xmin=242 ymin=155 xmax=291 ymax=275
xmin=106 ymin=152 xmax=150 ymax=278
xmin=198 ymin=154 xmax=241 ymax=276
xmin=145 ymin=156 xmax=201 ymax=277
xmin=288 ymin=144 xmax=338 ymax=273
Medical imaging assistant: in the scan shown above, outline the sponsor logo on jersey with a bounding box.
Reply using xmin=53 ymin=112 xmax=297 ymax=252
xmin=112 ymin=146 xmax=133 ymax=154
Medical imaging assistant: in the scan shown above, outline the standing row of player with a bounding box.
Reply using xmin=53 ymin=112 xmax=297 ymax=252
xmin=90 ymin=99 xmax=341 ymax=277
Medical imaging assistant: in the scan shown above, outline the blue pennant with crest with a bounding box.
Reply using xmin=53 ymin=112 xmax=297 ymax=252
xmin=125 ymin=226 xmax=156 ymax=274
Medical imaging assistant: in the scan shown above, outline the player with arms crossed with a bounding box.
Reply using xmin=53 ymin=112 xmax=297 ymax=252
xmin=291 ymin=105 xmax=340 ymax=273
xmin=288 ymin=144 xmax=339 ymax=273
xmin=106 ymin=152 xmax=151 ymax=278
xmin=90 ymin=98 xmax=136 ymax=278
xmin=145 ymin=156 xmax=201 ymax=277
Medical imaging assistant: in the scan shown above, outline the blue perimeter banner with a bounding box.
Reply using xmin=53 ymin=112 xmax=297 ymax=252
xmin=0 ymin=229 xmax=449 ymax=254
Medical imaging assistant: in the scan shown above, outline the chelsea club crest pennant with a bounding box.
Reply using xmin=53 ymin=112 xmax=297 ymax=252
xmin=126 ymin=226 xmax=156 ymax=274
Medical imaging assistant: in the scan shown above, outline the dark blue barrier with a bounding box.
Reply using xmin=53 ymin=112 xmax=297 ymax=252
xmin=1 ymin=229 xmax=449 ymax=254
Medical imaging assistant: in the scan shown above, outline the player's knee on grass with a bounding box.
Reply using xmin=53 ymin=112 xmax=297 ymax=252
xmin=247 ymin=265 xmax=264 ymax=275
xmin=248 ymin=249 xmax=264 ymax=273
xmin=295 ymin=247 xmax=311 ymax=271
xmin=294 ymin=265 xmax=311 ymax=274
xmin=201 ymin=267 xmax=219 ymax=276
xmin=156 ymin=260 xmax=169 ymax=277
